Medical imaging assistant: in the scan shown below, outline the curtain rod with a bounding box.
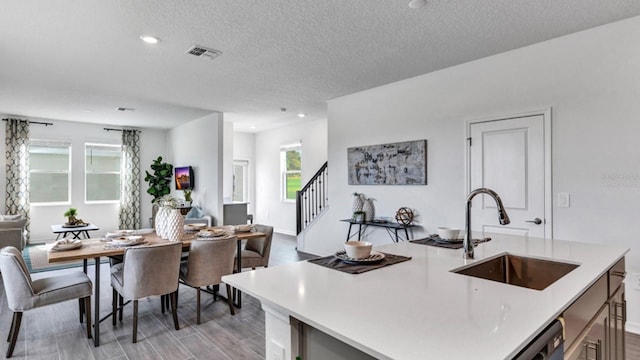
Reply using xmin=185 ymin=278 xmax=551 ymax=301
xmin=2 ymin=119 xmax=53 ymax=126
xmin=104 ymin=127 xmax=141 ymax=132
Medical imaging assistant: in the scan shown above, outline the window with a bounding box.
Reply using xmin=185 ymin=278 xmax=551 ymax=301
xmin=29 ymin=140 xmax=71 ymax=204
xmin=85 ymin=143 xmax=121 ymax=202
xmin=233 ymin=160 xmax=249 ymax=202
xmin=280 ymin=143 xmax=301 ymax=202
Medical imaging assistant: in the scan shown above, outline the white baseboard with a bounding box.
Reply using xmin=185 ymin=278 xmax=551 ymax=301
xmin=626 ymin=321 xmax=640 ymax=334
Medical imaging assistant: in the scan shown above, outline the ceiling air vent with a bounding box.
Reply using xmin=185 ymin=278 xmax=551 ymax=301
xmin=185 ymin=45 xmax=222 ymax=60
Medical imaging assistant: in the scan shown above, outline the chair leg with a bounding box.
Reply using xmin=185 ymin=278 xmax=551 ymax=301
xmin=112 ymin=288 xmax=117 ymax=326
xmin=119 ymin=295 xmax=124 ymax=321
xmin=226 ymin=284 xmax=236 ymax=316
xmin=84 ymin=296 xmax=92 ymax=339
xmin=196 ymin=288 xmax=201 ymax=325
xmin=170 ymin=291 xmax=180 ymax=331
xmin=6 ymin=312 xmax=22 ymax=358
xmin=79 ymin=298 xmax=84 ymax=323
xmin=161 ymin=294 xmax=166 ymax=314
xmin=132 ymin=300 xmax=138 ymax=343
xmin=6 ymin=312 xmax=15 ymax=343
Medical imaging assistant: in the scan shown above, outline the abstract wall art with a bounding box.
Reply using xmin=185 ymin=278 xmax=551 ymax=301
xmin=347 ymin=140 xmax=427 ymax=185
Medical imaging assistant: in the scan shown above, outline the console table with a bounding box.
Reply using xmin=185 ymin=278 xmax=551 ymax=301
xmin=340 ymin=219 xmax=415 ymax=243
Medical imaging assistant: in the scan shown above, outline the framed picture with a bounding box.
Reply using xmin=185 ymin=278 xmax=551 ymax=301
xmin=347 ymin=140 xmax=427 ymax=185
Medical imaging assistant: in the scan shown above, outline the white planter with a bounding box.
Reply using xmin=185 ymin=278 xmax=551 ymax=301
xmin=352 ymin=194 xmax=364 ymax=214
xmin=155 ymin=207 xmax=169 ymax=238
xmin=362 ymin=199 xmax=375 ymax=222
xmin=165 ymin=209 xmax=184 ymax=242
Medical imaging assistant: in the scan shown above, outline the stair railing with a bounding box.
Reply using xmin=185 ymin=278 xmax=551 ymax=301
xmin=296 ymin=162 xmax=328 ymax=235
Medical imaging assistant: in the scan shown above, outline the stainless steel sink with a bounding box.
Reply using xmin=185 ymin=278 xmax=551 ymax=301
xmin=452 ymin=253 xmax=579 ymax=290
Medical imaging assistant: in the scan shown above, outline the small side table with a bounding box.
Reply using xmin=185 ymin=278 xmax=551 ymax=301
xmin=51 ymin=223 xmax=100 ymax=240
xmin=340 ymin=219 xmax=415 ymax=243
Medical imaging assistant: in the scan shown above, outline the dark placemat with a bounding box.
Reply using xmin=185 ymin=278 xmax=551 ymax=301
xmin=411 ymin=235 xmax=491 ymax=249
xmin=308 ymin=252 xmax=412 ymax=274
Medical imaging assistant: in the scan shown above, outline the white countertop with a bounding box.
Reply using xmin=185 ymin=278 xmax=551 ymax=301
xmin=223 ymin=235 xmax=628 ymax=359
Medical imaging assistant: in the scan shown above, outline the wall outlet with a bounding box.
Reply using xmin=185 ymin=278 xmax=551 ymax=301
xmin=558 ymin=193 xmax=570 ymax=208
xmin=632 ymin=273 xmax=640 ymax=290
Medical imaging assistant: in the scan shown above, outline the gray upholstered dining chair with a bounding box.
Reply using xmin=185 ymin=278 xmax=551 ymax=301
xmin=235 ymin=224 xmax=274 ymax=270
xmin=179 ymin=235 xmax=236 ymax=324
xmin=110 ymin=242 xmax=182 ymax=343
xmin=0 ymin=246 xmax=92 ymax=358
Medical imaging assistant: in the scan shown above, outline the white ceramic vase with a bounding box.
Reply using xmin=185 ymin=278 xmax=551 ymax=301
xmin=352 ymin=193 xmax=364 ymax=214
xmin=362 ymin=198 xmax=375 ymax=222
xmin=155 ymin=207 xmax=169 ymax=238
xmin=165 ymin=209 xmax=184 ymax=242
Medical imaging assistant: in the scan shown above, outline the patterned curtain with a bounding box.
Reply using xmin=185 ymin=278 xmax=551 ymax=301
xmin=5 ymin=119 xmax=30 ymax=240
xmin=119 ymin=130 xmax=141 ymax=229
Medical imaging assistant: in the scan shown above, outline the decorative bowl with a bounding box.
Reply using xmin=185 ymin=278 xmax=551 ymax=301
xmin=344 ymin=241 xmax=373 ymax=259
xmin=437 ymin=227 xmax=461 ymax=240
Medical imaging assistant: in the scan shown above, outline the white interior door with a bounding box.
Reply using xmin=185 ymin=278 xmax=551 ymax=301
xmin=469 ymin=113 xmax=550 ymax=238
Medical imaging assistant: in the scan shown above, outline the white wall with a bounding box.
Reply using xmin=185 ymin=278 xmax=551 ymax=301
xmin=222 ymin=121 xmax=234 ymax=202
xmin=0 ymin=116 xmax=167 ymax=240
xmin=255 ymin=119 xmax=328 ymax=235
xmin=234 ymin=131 xmax=256 ymax=215
xmin=168 ymin=113 xmax=224 ymax=224
xmin=302 ymin=16 xmax=640 ymax=328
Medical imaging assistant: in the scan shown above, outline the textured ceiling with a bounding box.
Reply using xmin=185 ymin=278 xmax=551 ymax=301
xmin=1 ymin=1 xmax=639 ymax=132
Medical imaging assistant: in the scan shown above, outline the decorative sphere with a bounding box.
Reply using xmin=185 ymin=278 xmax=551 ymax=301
xmin=395 ymin=207 xmax=414 ymax=225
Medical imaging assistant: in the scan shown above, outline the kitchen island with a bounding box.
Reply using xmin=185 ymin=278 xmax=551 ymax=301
xmin=223 ymin=234 xmax=627 ymax=359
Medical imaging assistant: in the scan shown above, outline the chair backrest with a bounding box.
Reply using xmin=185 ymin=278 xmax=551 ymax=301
xmin=244 ymin=224 xmax=274 ymax=258
xmin=121 ymin=242 xmax=182 ymax=300
xmin=0 ymin=246 xmax=34 ymax=311
xmin=184 ymin=235 xmax=236 ymax=287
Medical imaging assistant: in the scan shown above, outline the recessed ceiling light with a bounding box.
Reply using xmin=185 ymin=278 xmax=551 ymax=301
xmin=140 ymin=35 xmax=160 ymax=44
xmin=250 ymin=125 xmax=256 ymax=129
xmin=408 ymin=0 xmax=427 ymax=9
xmin=297 ymin=113 xmax=306 ymax=118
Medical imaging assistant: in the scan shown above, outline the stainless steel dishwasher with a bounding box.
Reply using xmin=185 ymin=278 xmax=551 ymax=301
xmin=513 ymin=319 xmax=564 ymax=360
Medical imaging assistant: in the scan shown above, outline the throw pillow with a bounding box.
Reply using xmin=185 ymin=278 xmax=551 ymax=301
xmin=0 ymin=218 xmax=27 ymax=229
xmin=186 ymin=206 xmax=204 ymax=219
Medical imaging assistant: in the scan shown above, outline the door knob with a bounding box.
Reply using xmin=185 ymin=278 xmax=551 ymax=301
xmin=526 ymin=218 xmax=543 ymax=225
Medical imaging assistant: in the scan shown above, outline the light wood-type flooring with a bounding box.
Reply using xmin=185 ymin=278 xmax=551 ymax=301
xmin=0 ymin=233 xmax=314 ymax=360
xmin=1 ymin=234 xmax=640 ymax=359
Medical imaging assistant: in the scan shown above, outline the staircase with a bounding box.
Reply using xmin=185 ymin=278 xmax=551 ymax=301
xmin=296 ymin=162 xmax=328 ymax=235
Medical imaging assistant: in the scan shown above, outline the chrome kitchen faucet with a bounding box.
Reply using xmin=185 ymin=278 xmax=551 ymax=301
xmin=463 ymin=188 xmax=510 ymax=259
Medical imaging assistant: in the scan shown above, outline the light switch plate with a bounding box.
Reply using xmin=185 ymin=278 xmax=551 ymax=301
xmin=558 ymin=193 xmax=570 ymax=208
xmin=632 ymin=273 xmax=640 ymax=290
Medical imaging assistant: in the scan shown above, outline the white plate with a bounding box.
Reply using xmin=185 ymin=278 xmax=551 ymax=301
xmin=185 ymin=223 xmax=207 ymax=230
xmin=51 ymin=240 xmax=82 ymax=251
xmin=334 ymin=250 xmax=385 ymax=264
xmin=111 ymin=236 xmax=145 ymax=246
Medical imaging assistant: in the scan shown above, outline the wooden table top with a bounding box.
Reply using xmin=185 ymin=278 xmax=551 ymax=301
xmin=48 ymin=229 xmax=265 ymax=263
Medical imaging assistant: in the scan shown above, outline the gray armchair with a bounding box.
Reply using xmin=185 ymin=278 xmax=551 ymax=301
xmin=0 ymin=218 xmax=27 ymax=250
xmin=179 ymin=235 xmax=236 ymax=324
xmin=235 ymin=224 xmax=274 ymax=270
xmin=0 ymin=246 xmax=92 ymax=358
xmin=110 ymin=242 xmax=182 ymax=343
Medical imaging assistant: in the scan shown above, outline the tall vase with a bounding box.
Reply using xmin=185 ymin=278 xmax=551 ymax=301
xmin=155 ymin=207 xmax=169 ymax=238
xmin=352 ymin=193 xmax=364 ymax=214
xmin=165 ymin=209 xmax=184 ymax=242
xmin=362 ymin=198 xmax=375 ymax=222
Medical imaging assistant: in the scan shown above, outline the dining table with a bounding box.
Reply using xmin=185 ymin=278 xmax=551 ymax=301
xmin=47 ymin=228 xmax=265 ymax=347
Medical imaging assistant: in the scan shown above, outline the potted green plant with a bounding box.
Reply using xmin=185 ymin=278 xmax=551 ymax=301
xmin=144 ymin=156 xmax=173 ymax=203
xmin=183 ymin=189 xmax=192 ymax=206
xmin=352 ymin=210 xmax=366 ymax=223
xmin=64 ymin=208 xmax=78 ymax=225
